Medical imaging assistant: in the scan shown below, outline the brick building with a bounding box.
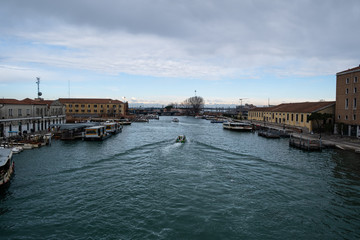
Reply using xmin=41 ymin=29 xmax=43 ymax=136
xmin=335 ymin=65 xmax=360 ymax=137
xmin=58 ymin=98 xmax=128 ymax=118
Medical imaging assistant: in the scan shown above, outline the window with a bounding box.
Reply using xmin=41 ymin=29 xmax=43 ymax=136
xmin=291 ymin=114 xmax=294 ymax=121
xmin=345 ymin=115 xmax=348 ymax=120
xmin=69 ymin=104 xmax=72 ymax=107
xmin=9 ymin=109 xmax=13 ymax=116
xmin=94 ymin=105 xmax=97 ymax=108
xmin=69 ymin=109 xmax=73 ymax=112
xmin=354 ymin=98 xmax=357 ymax=109
xmin=75 ymin=104 xmax=79 ymax=107
xmin=354 ymin=114 xmax=357 ymax=120
xmin=94 ymin=110 xmax=97 ymax=112
xmin=287 ymin=114 xmax=289 ymax=121
xmin=355 ymin=87 xmax=357 ymax=93
xmin=87 ymin=110 xmax=91 ymax=113
xmin=27 ymin=109 xmax=30 ymax=115
xmin=346 ymin=78 xmax=350 ymax=84
xmin=81 ymin=110 xmax=85 ymax=112
xmin=81 ymin=105 xmax=85 ymax=108
xmin=345 ymin=98 xmax=349 ymax=109
xmin=88 ymin=105 xmax=91 ymax=108
xmin=306 ymin=114 xmax=310 ymax=123
xmin=296 ymin=114 xmax=299 ymax=122
xmin=18 ymin=109 xmax=22 ymax=116
xmin=355 ymin=76 xmax=358 ymax=83
xmin=346 ymin=88 xmax=349 ymax=94
xmin=75 ymin=110 xmax=79 ymax=112
xmin=338 ymin=115 xmax=341 ymax=119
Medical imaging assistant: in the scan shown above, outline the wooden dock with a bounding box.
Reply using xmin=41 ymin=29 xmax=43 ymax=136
xmin=289 ymin=135 xmax=322 ymax=151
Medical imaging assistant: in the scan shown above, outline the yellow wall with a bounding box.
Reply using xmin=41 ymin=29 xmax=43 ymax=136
xmin=249 ymin=106 xmax=334 ymax=132
xmin=64 ymin=103 xmax=125 ymax=117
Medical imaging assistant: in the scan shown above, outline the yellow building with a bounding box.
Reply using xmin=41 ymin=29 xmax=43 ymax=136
xmin=248 ymin=101 xmax=335 ymax=133
xmin=59 ymin=98 xmax=128 ymax=118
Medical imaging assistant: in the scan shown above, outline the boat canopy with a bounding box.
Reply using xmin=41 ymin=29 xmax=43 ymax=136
xmin=0 ymin=149 xmax=12 ymax=167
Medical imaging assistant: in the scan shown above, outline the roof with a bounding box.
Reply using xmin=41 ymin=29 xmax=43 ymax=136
xmin=0 ymin=98 xmax=54 ymax=105
xmin=251 ymin=101 xmax=335 ymax=113
xmin=58 ymin=98 xmax=123 ymax=104
xmin=336 ymin=65 xmax=360 ymax=76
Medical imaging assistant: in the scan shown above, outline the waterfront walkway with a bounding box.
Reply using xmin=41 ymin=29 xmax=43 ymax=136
xmin=250 ymin=120 xmax=360 ymax=154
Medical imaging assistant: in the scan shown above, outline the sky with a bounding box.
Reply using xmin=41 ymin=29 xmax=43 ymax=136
xmin=0 ymin=0 xmax=359 ymax=107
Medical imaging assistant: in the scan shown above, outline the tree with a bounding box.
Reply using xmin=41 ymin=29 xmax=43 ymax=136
xmin=308 ymin=112 xmax=333 ymax=137
xmin=182 ymin=96 xmax=205 ymax=115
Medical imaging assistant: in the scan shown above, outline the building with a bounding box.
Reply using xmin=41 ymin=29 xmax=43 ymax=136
xmin=0 ymin=98 xmax=66 ymax=138
xmin=248 ymin=101 xmax=335 ymax=133
xmin=335 ymin=65 xmax=360 ymax=137
xmin=58 ymin=98 xmax=128 ymax=118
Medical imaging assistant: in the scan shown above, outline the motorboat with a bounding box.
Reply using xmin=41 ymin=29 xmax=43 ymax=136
xmin=172 ymin=118 xmax=179 ymax=122
xmin=11 ymin=146 xmax=23 ymax=154
xmin=0 ymin=148 xmax=14 ymax=187
xmin=222 ymin=121 xmax=253 ymax=131
xmin=176 ymin=135 xmax=186 ymax=143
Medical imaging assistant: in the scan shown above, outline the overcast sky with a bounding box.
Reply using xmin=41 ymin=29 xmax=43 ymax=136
xmin=0 ymin=0 xmax=359 ymax=106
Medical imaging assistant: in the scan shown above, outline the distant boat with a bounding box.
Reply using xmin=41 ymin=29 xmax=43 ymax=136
xmin=118 ymin=119 xmax=132 ymax=125
xmin=223 ymin=121 xmax=253 ymax=131
xmin=172 ymin=118 xmax=179 ymax=122
xmin=176 ymin=135 xmax=186 ymax=143
xmin=0 ymin=148 xmax=14 ymax=188
xmin=211 ymin=118 xmax=227 ymax=123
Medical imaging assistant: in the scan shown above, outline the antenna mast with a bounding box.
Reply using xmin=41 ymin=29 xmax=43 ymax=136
xmin=36 ymin=77 xmax=42 ymax=99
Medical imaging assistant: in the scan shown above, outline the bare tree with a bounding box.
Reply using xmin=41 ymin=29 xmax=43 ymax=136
xmin=182 ymin=96 xmax=204 ymax=115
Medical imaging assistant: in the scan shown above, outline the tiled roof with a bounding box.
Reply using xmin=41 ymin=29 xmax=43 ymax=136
xmin=336 ymin=65 xmax=360 ymax=75
xmin=58 ymin=98 xmax=123 ymax=104
xmin=251 ymin=101 xmax=335 ymax=113
xmin=0 ymin=98 xmax=55 ymax=105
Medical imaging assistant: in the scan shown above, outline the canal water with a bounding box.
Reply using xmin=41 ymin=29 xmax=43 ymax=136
xmin=1 ymin=116 xmax=360 ymax=239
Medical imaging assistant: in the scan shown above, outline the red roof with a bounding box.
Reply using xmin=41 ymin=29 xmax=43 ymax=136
xmin=58 ymin=98 xmax=123 ymax=104
xmin=336 ymin=65 xmax=360 ymax=75
xmin=0 ymin=98 xmax=54 ymax=105
xmin=251 ymin=101 xmax=335 ymax=113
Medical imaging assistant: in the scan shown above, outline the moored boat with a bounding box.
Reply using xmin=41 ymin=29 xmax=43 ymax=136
xmin=118 ymin=119 xmax=132 ymax=125
xmin=83 ymin=126 xmax=111 ymax=141
xmin=176 ymin=135 xmax=186 ymax=143
xmin=0 ymin=148 xmax=14 ymax=188
xmin=223 ymin=121 xmax=253 ymax=131
xmin=102 ymin=122 xmax=122 ymax=134
xmin=11 ymin=146 xmax=23 ymax=154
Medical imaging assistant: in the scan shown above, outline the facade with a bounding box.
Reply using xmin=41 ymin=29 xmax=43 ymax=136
xmin=335 ymin=65 xmax=360 ymax=137
xmin=58 ymin=98 xmax=128 ymax=118
xmin=248 ymin=101 xmax=335 ymax=133
xmin=0 ymin=98 xmax=66 ymax=138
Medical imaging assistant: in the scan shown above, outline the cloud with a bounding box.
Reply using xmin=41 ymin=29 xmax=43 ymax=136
xmin=0 ymin=0 xmax=359 ymax=82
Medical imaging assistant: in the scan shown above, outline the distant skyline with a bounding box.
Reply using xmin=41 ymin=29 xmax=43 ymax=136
xmin=1 ymin=0 xmax=359 ymax=106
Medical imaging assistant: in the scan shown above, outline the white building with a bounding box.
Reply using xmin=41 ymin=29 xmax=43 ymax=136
xmin=0 ymin=98 xmax=66 ymax=138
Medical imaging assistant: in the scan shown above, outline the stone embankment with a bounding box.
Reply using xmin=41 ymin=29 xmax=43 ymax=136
xmin=249 ymin=120 xmax=360 ymax=154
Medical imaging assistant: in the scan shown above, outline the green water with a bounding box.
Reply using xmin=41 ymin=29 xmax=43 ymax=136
xmin=1 ymin=116 xmax=360 ymax=239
